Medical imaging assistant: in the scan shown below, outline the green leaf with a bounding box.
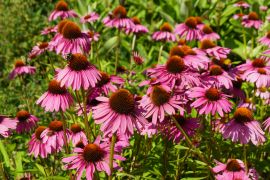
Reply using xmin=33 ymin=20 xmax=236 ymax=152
xmin=0 ymin=140 xmax=10 ymax=168
xmin=35 ymin=163 xmax=46 ymax=176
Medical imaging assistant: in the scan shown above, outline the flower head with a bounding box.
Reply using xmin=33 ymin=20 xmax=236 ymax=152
xmin=62 ymin=137 xmax=124 ymax=179
xmin=0 ymin=115 xmax=17 ymax=138
xmin=28 ymin=126 xmax=52 ymax=158
xmin=174 ymin=17 xmax=201 ymax=41
xmin=11 ymin=110 xmax=38 ymax=134
xmin=92 ymin=89 xmax=147 ymax=136
xmin=242 ymin=12 xmax=263 ymax=29
xmin=189 ymin=86 xmax=232 ymax=117
xmin=56 ymin=53 xmax=100 ymax=90
xmin=49 ymin=0 xmax=78 ymax=21
xmin=103 ymin=5 xmax=134 ymax=31
xmin=152 ymin=22 xmax=176 ymax=42
xmin=9 ymin=60 xmax=36 ymax=79
xmin=140 ymin=86 xmax=185 ymax=124
xmin=222 ymin=107 xmax=265 ymax=145
xmin=80 ymin=12 xmax=99 ymax=23
xmin=36 ymin=80 xmax=73 ymax=112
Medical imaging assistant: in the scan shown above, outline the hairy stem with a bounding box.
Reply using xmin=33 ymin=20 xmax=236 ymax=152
xmin=109 ymin=134 xmax=116 ymax=180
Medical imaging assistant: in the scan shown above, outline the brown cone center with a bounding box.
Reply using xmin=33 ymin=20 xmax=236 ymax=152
xmin=132 ymin=17 xmax=141 ymax=24
xmin=35 ymin=126 xmax=47 ymax=140
xmin=83 ymin=144 xmax=106 ymax=162
xmin=185 ymin=17 xmax=197 ymax=29
xmin=49 ymin=120 xmax=63 ymax=132
xmin=16 ymin=110 xmax=30 ymax=122
xmin=109 ymin=89 xmax=135 ymax=114
xmin=68 ymin=53 xmax=89 ymax=71
xmin=166 ymin=56 xmax=185 ymax=74
xmin=58 ymin=20 xmax=70 ymax=34
xmin=55 ymin=0 xmax=69 ymax=11
xmin=257 ymin=68 xmax=266 ymax=74
xmin=39 ymin=42 xmax=49 ymax=49
xmin=205 ymin=88 xmax=220 ymax=101
xmin=210 ymin=65 xmax=223 ymax=76
xmin=62 ymin=22 xmax=82 ymax=39
xmin=48 ymin=80 xmax=67 ymax=94
xmin=226 ymin=159 xmax=242 ymax=172
xmin=71 ymin=124 xmax=82 ymax=133
xmin=252 ymin=58 xmax=265 ymax=68
xmin=96 ymin=72 xmax=110 ymax=87
xmin=15 ymin=60 xmax=25 ymax=68
xmin=234 ymin=107 xmax=253 ymax=123
xmin=160 ymin=22 xmax=172 ymax=32
xmin=248 ymin=12 xmax=259 ymax=20
xmin=202 ymin=25 xmax=213 ymax=34
xmin=113 ymin=5 xmax=127 ymax=18
xmin=150 ymin=86 xmax=170 ymax=106
xmin=200 ymin=39 xmax=216 ymax=49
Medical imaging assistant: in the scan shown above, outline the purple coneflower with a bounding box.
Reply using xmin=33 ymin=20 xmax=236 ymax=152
xmin=29 ymin=42 xmax=50 ymax=59
xmin=199 ymin=25 xmax=220 ymax=40
xmin=62 ymin=137 xmax=124 ymax=179
xmin=263 ymin=117 xmax=270 ymax=132
xmin=237 ymin=58 xmax=270 ymax=73
xmin=126 ymin=17 xmax=149 ymax=34
xmin=95 ymin=72 xmax=124 ymax=95
xmin=147 ymin=56 xmax=201 ymax=88
xmin=0 ymin=115 xmax=17 ymax=137
xmin=202 ymin=64 xmax=234 ymax=89
xmin=28 ymin=126 xmax=52 ymax=158
xmin=200 ymin=39 xmax=231 ymax=60
xmin=41 ymin=26 xmax=57 ymax=35
xmin=260 ymin=5 xmax=268 ymax=11
xmin=48 ymin=0 xmax=78 ymax=21
xmin=222 ymin=107 xmax=265 ymax=145
xmin=56 ymin=53 xmax=100 ymax=90
xmin=87 ymin=31 xmax=100 ymax=42
xmin=70 ymin=124 xmax=88 ymax=146
xmin=242 ymin=68 xmax=270 ymax=87
xmin=41 ymin=120 xmax=70 ymax=153
xmin=258 ymin=31 xmax=270 ymax=47
xmin=255 ymin=87 xmax=270 ymax=99
xmin=242 ymin=12 xmax=263 ymax=29
xmin=174 ymin=17 xmax=200 ymax=41
xmin=233 ymin=13 xmax=245 ymax=20
xmin=12 ymin=110 xmax=38 ymax=134
xmin=92 ymin=89 xmax=147 ymax=136
xmin=152 ymin=22 xmax=176 ymax=42
xmin=234 ymin=1 xmax=250 ymax=8
xmin=189 ymin=86 xmax=232 ymax=117
xmin=55 ymin=21 xmax=91 ymax=55
xmin=9 ymin=60 xmax=36 ymax=79
xmin=103 ymin=132 xmax=130 ymax=152
xmin=162 ymin=115 xmax=199 ymax=143
xmin=80 ymin=12 xmax=99 ymax=23
xmin=36 ymin=80 xmax=73 ymax=112
xmin=103 ymin=5 xmax=134 ymax=31
xmin=132 ymin=51 xmax=144 ymax=65
xmin=170 ymin=45 xmax=210 ymax=70
xmin=213 ymin=159 xmax=249 ymax=180
xmin=140 ymin=86 xmax=185 ymax=124
xmin=139 ymin=77 xmax=170 ymax=95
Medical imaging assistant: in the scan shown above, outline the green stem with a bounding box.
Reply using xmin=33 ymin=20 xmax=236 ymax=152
xmin=0 ymin=162 xmax=7 ymax=180
xmin=46 ymin=52 xmax=54 ymax=72
xmin=129 ymin=35 xmax=137 ymax=70
xmin=108 ymin=134 xmax=116 ymax=180
xmin=114 ymin=30 xmax=121 ymax=74
xmin=243 ymin=144 xmax=248 ymax=173
xmin=81 ymin=90 xmax=94 ymax=141
xmin=157 ymin=45 xmax=164 ymax=64
xmin=171 ymin=116 xmax=213 ymax=173
xmin=60 ymin=111 xmax=69 ymax=154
